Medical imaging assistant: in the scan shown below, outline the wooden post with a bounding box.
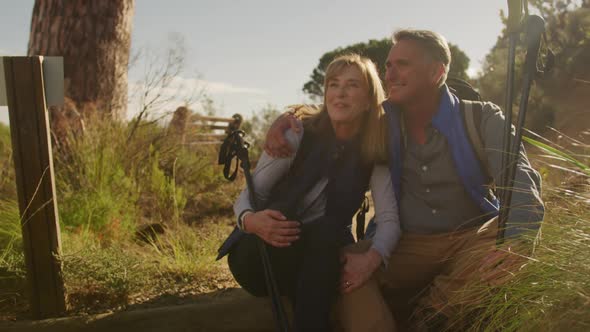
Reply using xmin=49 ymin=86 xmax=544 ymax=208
xmin=2 ymin=56 xmax=66 ymax=318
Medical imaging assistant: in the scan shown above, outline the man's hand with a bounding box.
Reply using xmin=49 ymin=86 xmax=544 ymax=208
xmin=264 ymin=112 xmax=302 ymax=158
xmin=479 ymin=242 xmax=530 ymax=286
xmin=340 ymin=249 xmax=382 ymax=293
xmin=243 ymin=209 xmax=301 ymax=247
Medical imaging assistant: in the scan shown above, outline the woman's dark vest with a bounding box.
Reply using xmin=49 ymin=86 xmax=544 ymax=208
xmin=217 ymin=122 xmax=373 ymax=260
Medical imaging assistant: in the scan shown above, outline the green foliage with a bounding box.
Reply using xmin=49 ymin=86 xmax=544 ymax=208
xmin=64 ymin=245 xmax=146 ymax=301
xmin=145 ymin=221 xmax=229 ymax=276
xmin=61 ymin=230 xmax=153 ymax=311
xmin=0 ymin=199 xmax=21 ymax=251
xmin=302 ymin=37 xmax=471 ymax=99
xmin=0 ymin=104 xmax=242 ymax=316
xmin=0 ymin=199 xmax=25 ymax=317
xmin=124 ymin=118 xmax=232 ymax=223
xmin=144 ymin=149 xmax=187 ymax=223
xmin=0 ymin=123 xmax=16 ymax=199
xmin=54 ymin=119 xmax=138 ymax=236
xmin=48 ymin=111 xmax=234 ymax=236
xmin=0 ymin=125 xmax=19 ymax=246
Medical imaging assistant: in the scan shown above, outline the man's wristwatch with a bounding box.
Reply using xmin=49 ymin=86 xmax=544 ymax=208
xmin=238 ymin=209 xmax=254 ymax=232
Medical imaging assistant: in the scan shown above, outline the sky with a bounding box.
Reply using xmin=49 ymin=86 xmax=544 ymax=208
xmin=0 ymin=0 xmax=508 ymax=125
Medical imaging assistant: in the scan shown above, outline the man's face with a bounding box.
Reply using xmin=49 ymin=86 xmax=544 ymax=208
xmin=384 ymin=39 xmax=442 ymax=105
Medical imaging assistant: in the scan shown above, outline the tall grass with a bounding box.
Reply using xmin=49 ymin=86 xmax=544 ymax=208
xmin=0 ymin=124 xmax=16 ymax=200
xmin=0 ymin=198 xmax=25 ymax=318
xmin=145 ymin=220 xmax=231 ymax=275
xmin=0 ymin=113 xmax=241 ymax=317
xmin=455 ymin=135 xmax=590 ymax=331
xmin=55 ymin=118 xmax=138 ymax=238
xmin=0 ymin=199 xmax=20 ymax=248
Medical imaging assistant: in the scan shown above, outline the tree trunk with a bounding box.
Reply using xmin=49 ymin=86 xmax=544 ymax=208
xmin=28 ymin=0 xmax=135 ymax=120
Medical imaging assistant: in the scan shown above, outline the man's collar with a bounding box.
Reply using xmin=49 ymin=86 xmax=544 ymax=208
xmin=431 ymin=84 xmax=460 ymax=124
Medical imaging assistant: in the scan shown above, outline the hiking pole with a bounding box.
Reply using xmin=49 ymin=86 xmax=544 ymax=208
xmin=218 ymin=130 xmax=291 ymax=332
xmin=497 ymin=15 xmax=546 ymax=245
xmin=498 ymin=0 xmax=524 ymax=225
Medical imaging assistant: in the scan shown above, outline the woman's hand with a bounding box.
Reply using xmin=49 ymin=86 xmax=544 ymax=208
xmin=263 ymin=112 xmax=302 ymax=158
xmin=243 ymin=209 xmax=301 ymax=247
xmin=340 ymin=248 xmax=382 ymax=293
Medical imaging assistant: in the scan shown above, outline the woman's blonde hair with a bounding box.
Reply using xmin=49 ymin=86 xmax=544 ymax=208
xmin=305 ymin=54 xmax=387 ymax=163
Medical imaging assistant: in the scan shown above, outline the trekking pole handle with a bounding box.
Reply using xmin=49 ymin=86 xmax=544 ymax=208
xmin=523 ymin=15 xmax=546 ymax=75
xmin=507 ymin=0 xmax=524 ymax=33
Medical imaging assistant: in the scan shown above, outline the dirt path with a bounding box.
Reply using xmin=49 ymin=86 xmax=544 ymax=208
xmin=0 ymin=288 xmax=285 ymax=332
xmin=0 ymin=205 xmax=377 ymax=331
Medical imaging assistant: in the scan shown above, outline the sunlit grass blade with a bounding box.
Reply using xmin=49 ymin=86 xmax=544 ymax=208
xmin=523 ymin=136 xmax=589 ymax=174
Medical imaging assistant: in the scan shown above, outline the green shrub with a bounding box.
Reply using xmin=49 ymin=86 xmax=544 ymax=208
xmin=0 ymin=107 xmax=249 ymax=316
xmin=61 ymin=230 xmax=151 ymax=311
xmin=142 ymin=148 xmax=187 ymax=223
xmin=0 ymin=199 xmax=20 ymax=250
xmin=0 ymin=123 xmax=16 ymax=200
xmin=54 ymin=119 xmax=138 ymax=238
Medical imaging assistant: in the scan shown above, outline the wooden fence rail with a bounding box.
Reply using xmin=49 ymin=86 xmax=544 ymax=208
xmin=192 ymin=114 xmax=243 ymax=140
xmin=168 ymin=107 xmax=243 ymax=145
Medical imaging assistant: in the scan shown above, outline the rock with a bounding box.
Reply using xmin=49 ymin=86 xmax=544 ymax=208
xmin=135 ymin=223 xmax=166 ymax=244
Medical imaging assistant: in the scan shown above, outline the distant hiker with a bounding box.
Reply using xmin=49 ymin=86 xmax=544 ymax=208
xmin=218 ymin=54 xmax=401 ymax=331
xmin=265 ymin=29 xmax=545 ymax=331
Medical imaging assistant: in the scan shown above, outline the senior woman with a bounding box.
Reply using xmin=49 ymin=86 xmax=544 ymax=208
xmin=218 ymin=54 xmax=400 ymax=331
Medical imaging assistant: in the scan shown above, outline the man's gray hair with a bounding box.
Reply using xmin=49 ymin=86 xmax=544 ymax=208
xmin=392 ymin=29 xmax=451 ymax=86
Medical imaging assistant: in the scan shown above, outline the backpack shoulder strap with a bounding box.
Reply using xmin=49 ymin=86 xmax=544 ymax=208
xmin=461 ymin=100 xmax=493 ymax=183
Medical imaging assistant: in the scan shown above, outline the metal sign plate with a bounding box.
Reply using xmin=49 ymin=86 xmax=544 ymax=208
xmin=0 ymin=56 xmax=64 ymax=107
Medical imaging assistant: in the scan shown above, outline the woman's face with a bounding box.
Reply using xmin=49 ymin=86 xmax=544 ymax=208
xmin=325 ymin=65 xmax=370 ymax=125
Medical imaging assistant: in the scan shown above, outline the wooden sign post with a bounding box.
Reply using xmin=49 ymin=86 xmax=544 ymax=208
xmin=1 ymin=56 xmax=66 ymax=319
